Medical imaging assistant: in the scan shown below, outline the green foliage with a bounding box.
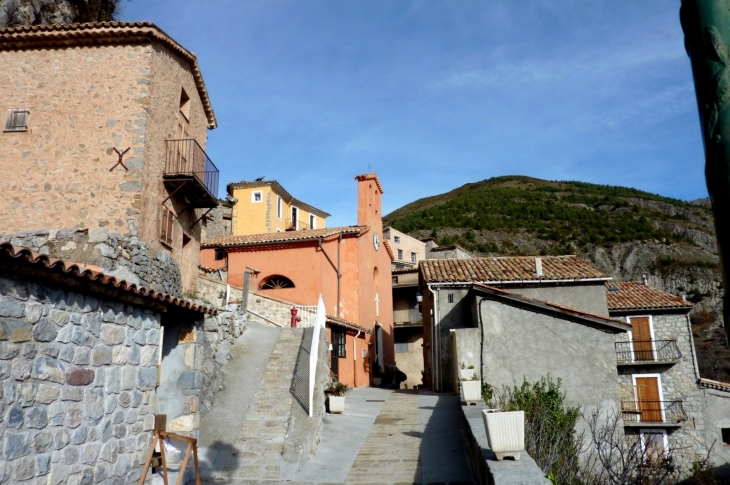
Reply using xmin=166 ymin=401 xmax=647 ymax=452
xmin=384 ymin=177 xmax=705 ymax=253
xmin=489 ymin=376 xmax=581 ymax=485
xmin=688 ymin=459 xmax=717 ymax=485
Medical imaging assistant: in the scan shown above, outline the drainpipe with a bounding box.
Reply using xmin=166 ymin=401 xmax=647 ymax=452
xmin=354 ymin=330 xmax=361 ymax=387
xmin=477 ymin=298 xmax=486 ymax=393
xmin=427 ymin=283 xmax=440 ymax=391
xmin=318 ymin=234 xmax=343 ymax=318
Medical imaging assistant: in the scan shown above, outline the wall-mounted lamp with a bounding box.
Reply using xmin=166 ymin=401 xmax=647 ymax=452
xmin=416 ymin=290 xmax=423 ymax=303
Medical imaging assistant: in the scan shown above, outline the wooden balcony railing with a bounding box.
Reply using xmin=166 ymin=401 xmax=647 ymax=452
xmin=615 ymin=340 xmax=682 ymax=365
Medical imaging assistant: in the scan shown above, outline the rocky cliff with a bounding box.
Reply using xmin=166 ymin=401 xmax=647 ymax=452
xmin=0 ymin=0 xmax=121 ymax=27
xmin=385 ymin=176 xmax=730 ymax=382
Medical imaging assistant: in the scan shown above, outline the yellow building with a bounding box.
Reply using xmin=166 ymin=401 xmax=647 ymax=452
xmin=227 ymin=180 xmax=329 ymax=235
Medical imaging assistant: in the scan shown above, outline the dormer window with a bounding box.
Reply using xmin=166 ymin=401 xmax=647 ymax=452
xmin=4 ymin=108 xmax=29 ymax=132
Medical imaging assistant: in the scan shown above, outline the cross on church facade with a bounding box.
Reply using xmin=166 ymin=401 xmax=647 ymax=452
xmin=375 ymin=293 xmax=380 ymax=317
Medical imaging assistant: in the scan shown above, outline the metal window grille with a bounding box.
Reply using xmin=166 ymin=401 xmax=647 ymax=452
xmin=332 ymin=329 xmax=346 ymax=358
xmin=4 ymin=108 xmax=29 ymax=132
xmin=395 ymin=342 xmax=409 ymax=353
xmin=448 ymin=293 xmax=454 ymax=303
xmin=160 ymin=207 xmax=174 ymax=246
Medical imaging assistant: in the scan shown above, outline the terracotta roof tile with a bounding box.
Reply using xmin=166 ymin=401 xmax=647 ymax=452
xmin=202 ymin=226 xmax=367 ymax=248
xmin=605 ymin=282 xmax=692 ymax=312
xmin=0 ymin=243 xmax=216 ymax=315
xmin=226 ymin=180 xmax=330 ymax=217
xmin=355 ymin=173 xmax=384 ymax=194
xmin=699 ymin=378 xmax=730 ymax=393
xmin=0 ymin=21 xmax=216 ymax=128
xmin=326 ymin=315 xmax=372 ymax=334
xmin=420 ymin=256 xmax=608 ymax=284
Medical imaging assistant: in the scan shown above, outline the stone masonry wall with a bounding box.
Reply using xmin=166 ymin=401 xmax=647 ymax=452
xmin=201 ymin=205 xmax=232 ymax=240
xmin=0 ymin=273 xmax=161 ymax=485
xmin=615 ymin=313 xmax=708 ymax=476
xmin=198 ymin=311 xmax=243 ymax=416
xmin=247 ymin=292 xmax=300 ymax=328
xmin=0 ymin=228 xmax=183 ymax=297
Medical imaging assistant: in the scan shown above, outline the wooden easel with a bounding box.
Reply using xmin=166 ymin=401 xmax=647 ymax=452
xmin=138 ymin=415 xmax=201 ymax=485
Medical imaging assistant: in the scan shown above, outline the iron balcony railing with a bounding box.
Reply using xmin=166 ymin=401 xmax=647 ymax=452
xmin=393 ymin=308 xmax=422 ymax=324
xmin=621 ymin=400 xmax=688 ymax=425
xmin=285 ymin=218 xmax=315 ymax=231
xmin=615 ymin=340 xmax=682 ymax=365
xmin=164 ymin=139 xmax=219 ymax=199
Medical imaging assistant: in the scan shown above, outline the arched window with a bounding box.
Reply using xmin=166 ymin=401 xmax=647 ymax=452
xmin=260 ymin=275 xmax=295 ymax=290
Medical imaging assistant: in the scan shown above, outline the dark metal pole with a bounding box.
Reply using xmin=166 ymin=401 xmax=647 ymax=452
xmin=681 ymin=0 xmax=730 ymax=346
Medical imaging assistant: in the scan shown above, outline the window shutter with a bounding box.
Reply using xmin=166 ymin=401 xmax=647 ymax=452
xmin=4 ymin=109 xmax=29 ymax=132
xmin=161 ymin=207 xmax=174 ymax=246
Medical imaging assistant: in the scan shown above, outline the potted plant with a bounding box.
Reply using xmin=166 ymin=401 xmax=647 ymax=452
xmin=228 ymin=299 xmax=241 ymax=312
xmin=372 ymin=362 xmax=383 ymax=387
xmin=481 ymin=409 xmax=525 ymax=461
xmin=325 ymin=381 xmax=349 ymax=414
xmin=460 ymin=372 xmax=482 ymax=405
xmin=459 ymin=363 xmax=477 ymax=381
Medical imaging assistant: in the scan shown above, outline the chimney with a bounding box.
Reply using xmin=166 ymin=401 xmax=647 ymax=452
xmin=642 ymin=273 xmax=648 ymax=286
xmin=535 ymin=258 xmax=543 ymax=278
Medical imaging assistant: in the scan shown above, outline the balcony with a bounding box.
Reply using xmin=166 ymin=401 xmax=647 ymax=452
xmin=285 ymin=218 xmax=314 ymax=231
xmin=615 ymin=340 xmax=682 ymax=366
xmin=393 ymin=308 xmax=422 ymax=325
xmin=621 ymin=400 xmax=687 ymax=427
xmin=164 ymin=139 xmax=219 ymax=208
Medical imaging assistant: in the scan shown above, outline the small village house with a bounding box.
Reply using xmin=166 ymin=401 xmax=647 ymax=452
xmin=200 ymin=174 xmax=395 ymax=388
xmin=383 ymin=227 xmax=426 ymax=270
xmin=391 ymin=267 xmax=424 ymax=388
xmin=0 ymin=22 xmax=219 ymax=293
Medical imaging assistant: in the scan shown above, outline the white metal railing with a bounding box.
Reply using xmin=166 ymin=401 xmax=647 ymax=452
xmin=393 ymin=308 xmax=422 ymax=324
xmin=308 ymin=296 xmax=326 ymax=417
xmin=295 ymin=305 xmax=319 ymax=328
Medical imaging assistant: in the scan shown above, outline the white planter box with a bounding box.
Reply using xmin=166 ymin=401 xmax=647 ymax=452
xmin=482 ymin=410 xmax=525 ymax=461
xmin=461 ymin=380 xmax=482 ymax=404
xmin=460 ymin=369 xmax=478 ymax=381
xmin=372 ymin=377 xmax=382 ymax=387
xmin=328 ymin=396 xmax=345 ymax=414
xmin=228 ymin=303 xmax=239 ymax=312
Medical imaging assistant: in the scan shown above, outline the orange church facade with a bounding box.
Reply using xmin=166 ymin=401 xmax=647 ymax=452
xmin=201 ymin=174 xmax=394 ymax=387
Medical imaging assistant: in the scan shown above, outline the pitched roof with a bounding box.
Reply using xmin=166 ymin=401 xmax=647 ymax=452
xmin=382 ymin=240 xmax=395 ymax=261
xmin=420 ymin=255 xmax=609 ymax=284
xmin=699 ymin=378 xmax=730 ymax=393
xmin=326 ymin=315 xmax=372 ymax=334
xmin=202 ymin=226 xmax=367 ymax=248
xmin=226 ymin=180 xmax=330 ymax=217
xmin=355 ymin=173 xmax=384 ymax=194
xmin=472 ymin=284 xmax=630 ymax=333
xmin=0 ymin=243 xmax=216 ymax=315
xmin=605 ymin=282 xmax=692 ymax=312
xmin=0 ymin=22 xmax=216 ymax=129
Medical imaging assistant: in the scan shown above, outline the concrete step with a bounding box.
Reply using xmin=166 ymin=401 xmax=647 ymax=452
xmin=199 ymin=326 xmax=307 ymax=483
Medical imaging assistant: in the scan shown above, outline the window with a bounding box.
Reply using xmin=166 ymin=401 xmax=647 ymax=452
xmin=394 ymin=236 xmax=400 ymax=243
xmin=448 ymin=293 xmax=454 ymax=303
xmin=395 ymin=342 xmax=409 ymax=353
xmin=277 ymin=196 xmax=282 ymax=219
xmin=332 ymin=328 xmax=346 ymax=358
xmin=722 ymin=428 xmax=730 ymax=445
xmin=4 ymin=108 xmax=29 ymax=132
xmin=392 ymin=276 xmax=398 ymax=285
xmin=397 ymin=249 xmax=403 ymax=260
xmin=260 ymin=275 xmax=295 ymax=289
xmin=640 ymin=430 xmax=667 ymax=462
xmin=160 ymin=207 xmax=174 ymax=246
xmin=291 ymin=207 xmax=299 ymax=229
xmin=411 ymin=252 xmax=416 ymax=263
xmin=179 ymin=88 xmax=191 ymax=120
xmin=309 ymin=214 xmax=315 ymax=229
xmin=214 ymin=249 xmax=225 ymax=261
xmin=252 ymin=191 xmax=262 ymax=203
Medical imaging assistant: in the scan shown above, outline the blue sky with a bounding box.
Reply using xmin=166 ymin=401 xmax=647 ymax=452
xmin=122 ymin=1 xmax=704 ymax=227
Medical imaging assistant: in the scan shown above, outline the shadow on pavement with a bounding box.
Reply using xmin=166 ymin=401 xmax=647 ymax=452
xmin=200 ymin=440 xmax=240 ymax=482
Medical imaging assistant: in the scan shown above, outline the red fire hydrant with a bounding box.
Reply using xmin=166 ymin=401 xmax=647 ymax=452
xmin=290 ymin=306 xmax=301 ymax=328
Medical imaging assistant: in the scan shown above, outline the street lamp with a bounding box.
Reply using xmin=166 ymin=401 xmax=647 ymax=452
xmin=416 ymin=290 xmax=423 ymax=303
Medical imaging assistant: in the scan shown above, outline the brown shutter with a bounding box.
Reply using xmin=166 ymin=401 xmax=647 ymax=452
xmin=636 ymin=377 xmax=662 ymax=422
xmin=630 ymin=317 xmax=653 ymax=361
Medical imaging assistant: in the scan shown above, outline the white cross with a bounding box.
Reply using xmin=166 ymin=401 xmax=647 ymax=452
xmin=375 ymin=293 xmax=380 ymax=317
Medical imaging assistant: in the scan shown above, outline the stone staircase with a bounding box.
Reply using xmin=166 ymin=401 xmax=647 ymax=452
xmin=196 ymin=323 xmax=325 ymax=483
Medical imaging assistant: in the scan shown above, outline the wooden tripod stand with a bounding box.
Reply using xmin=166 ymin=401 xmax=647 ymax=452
xmin=138 ymin=415 xmax=201 ymax=485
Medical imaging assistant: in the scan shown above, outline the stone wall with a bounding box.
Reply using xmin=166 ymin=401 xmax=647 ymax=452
xmin=201 ymin=204 xmax=232 ymax=240
xmin=198 ymin=311 xmax=243 ymax=416
xmin=0 ymin=229 xmax=183 ymax=297
xmin=247 ymin=292 xmax=299 ymax=328
xmin=615 ymin=312 xmax=711 ymax=476
xmin=0 ymin=273 xmax=161 ymax=485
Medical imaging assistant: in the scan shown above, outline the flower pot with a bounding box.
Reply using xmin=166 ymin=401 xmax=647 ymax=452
xmin=328 ymin=395 xmax=345 ymax=414
xmin=461 ymin=380 xmax=482 ymax=405
xmin=228 ymin=303 xmax=239 ymax=312
xmin=372 ymin=377 xmax=382 ymax=387
xmin=482 ymin=410 xmax=524 ymax=461
xmin=460 ymin=369 xmax=479 ymax=381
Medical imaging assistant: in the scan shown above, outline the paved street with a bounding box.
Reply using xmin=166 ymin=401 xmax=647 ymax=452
xmin=203 ymin=387 xmax=475 ymax=485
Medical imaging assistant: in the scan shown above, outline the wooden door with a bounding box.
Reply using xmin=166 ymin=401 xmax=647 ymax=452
xmin=636 ymin=377 xmax=662 ymax=422
xmin=631 ymin=317 xmax=653 ymax=361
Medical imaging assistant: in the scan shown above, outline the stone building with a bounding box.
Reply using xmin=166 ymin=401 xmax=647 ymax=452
xmin=227 ymin=180 xmax=329 ymax=235
xmin=0 ymin=22 xmax=220 ymax=293
xmin=391 ymin=268 xmax=424 ymax=388
xmin=0 ymin=242 xmax=224 ymax=484
xmin=607 ymin=281 xmax=730 ymax=477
